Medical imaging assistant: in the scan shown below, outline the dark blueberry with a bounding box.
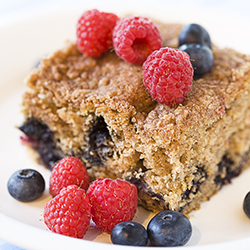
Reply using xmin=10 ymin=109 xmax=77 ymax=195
xmin=19 ymin=118 xmax=62 ymax=168
xmin=179 ymin=43 xmax=214 ymax=76
xmin=84 ymin=116 xmax=114 ymax=166
xmin=243 ymin=191 xmax=250 ymax=218
xmin=215 ymin=154 xmax=242 ymax=186
xmin=147 ymin=210 xmax=192 ymax=247
xmin=7 ymin=169 xmax=45 ymax=202
xmin=179 ymin=23 xmax=212 ymax=48
xmin=19 ymin=117 xmax=52 ymax=142
xmin=111 ymin=221 xmax=148 ymax=246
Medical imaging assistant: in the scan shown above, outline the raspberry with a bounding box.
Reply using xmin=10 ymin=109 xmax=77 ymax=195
xmin=43 ymin=185 xmax=91 ymax=238
xmin=87 ymin=178 xmax=138 ymax=233
xmin=113 ymin=16 xmax=162 ymax=64
xmin=142 ymin=47 xmax=193 ymax=106
xmin=76 ymin=9 xmax=119 ymax=57
xmin=49 ymin=157 xmax=90 ymax=197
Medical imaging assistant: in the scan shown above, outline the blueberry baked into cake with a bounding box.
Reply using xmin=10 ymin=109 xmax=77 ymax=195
xmin=19 ymin=10 xmax=250 ymax=214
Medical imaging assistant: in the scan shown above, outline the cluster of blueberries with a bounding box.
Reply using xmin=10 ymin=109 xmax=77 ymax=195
xmin=111 ymin=210 xmax=192 ymax=247
xmin=178 ymin=23 xmax=214 ymax=77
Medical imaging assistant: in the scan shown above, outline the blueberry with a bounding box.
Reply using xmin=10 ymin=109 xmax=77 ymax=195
xmin=179 ymin=23 xmax=212 ymax=48
xmin=179 ymin=43 xmax=214 ymax=76
xmin=19 ymin=118 xmax=62 ymax=168
xmin=111 ymin=221 xmax=148 ymax=246
xmin=147 ymin=210 xmax=192 ymax=247
xmin=19 ymin=117 xmax=52 ymax=142
xmin=243 ymin=191 xmax=250 ymax=218
xmin=7 ymin=169 xmax=45 ymax=202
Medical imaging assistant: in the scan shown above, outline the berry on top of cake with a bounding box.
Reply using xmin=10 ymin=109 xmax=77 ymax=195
xmin=76 ymin=9 xmax=119 ymax=57
xmin=112 ymin=16 xmax=162 ymax=64
xmin=142 ymin=47 xmax=193 ymax=106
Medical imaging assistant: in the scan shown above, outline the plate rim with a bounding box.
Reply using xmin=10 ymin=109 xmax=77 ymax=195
xmin=1 ymin=1 xmax=250 ymax=249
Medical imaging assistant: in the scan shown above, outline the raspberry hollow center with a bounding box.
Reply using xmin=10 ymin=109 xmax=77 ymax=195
xmin=132 ymin=38 xmax=150 ymax=55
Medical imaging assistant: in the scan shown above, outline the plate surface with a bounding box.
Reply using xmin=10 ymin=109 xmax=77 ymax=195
xmin=1 ymin=1 xmax=250 ymax=249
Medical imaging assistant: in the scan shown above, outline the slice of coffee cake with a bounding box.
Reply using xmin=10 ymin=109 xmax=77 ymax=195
xmin=19 ymin=21 xmax=250 ymax=214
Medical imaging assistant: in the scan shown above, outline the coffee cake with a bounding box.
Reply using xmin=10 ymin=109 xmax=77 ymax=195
xmin=19 ymin=21 xmax=250 ymax=214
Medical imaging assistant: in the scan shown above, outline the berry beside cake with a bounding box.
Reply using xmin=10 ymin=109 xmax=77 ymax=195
xmin=19 ymin=9 xmax=250 ymax=214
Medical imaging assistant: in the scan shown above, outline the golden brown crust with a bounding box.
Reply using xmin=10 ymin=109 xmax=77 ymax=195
xmin=20 ymin=21 xmax=250 ymax=213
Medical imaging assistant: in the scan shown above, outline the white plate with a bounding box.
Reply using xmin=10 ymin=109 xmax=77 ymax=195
xmin=1 ymin=0 xmax=250 ymax=249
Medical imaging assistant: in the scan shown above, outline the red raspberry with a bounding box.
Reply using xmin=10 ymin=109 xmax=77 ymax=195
xmin=49 ymin=157 xmax=90 ymax=197
xmin=87 ymin=178 xmax=138 ymax=233
xmin=142 ymin=47 xmax=193 ymax=106
xmin=76 ymin=9 xmax=119 ymax=57
xmin=113 ymin=16 xmax=162 ymax=64
xmin=43 ymin=185 xmax=91 ymax=238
